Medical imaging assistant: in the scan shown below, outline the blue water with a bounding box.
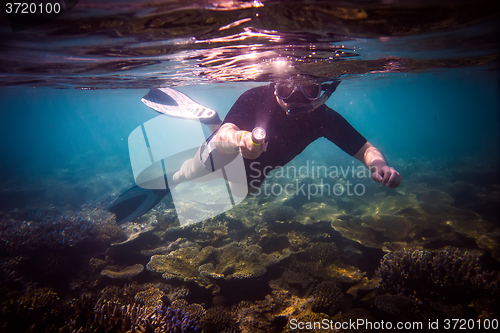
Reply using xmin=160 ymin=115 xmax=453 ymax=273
xmin=1 ymin=70 xmax=497 ymax=196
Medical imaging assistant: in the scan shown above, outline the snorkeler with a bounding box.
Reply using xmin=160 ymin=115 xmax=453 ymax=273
xmin=109 ymin=76 xmax=402 ymax=224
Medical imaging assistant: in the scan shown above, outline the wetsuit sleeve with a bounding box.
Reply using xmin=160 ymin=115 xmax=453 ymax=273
xmin=324 ymin=108 xmax=367 ymax=156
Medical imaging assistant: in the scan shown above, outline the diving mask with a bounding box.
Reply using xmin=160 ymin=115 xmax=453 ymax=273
xmin=275 ymin=79 xmax=341 ymax=116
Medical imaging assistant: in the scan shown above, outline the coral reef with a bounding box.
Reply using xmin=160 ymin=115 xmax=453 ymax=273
xmin=171 ymin=299 xmax=206 ymax=319
xmin=376 ymin=247 xmax=499 ymax=300
xmin=373 ymin=293 xmax=420 ymax=316
xmin=134 ymin=286 xmax=165 ymax=308
xmin=155 ymin=305 xmax=203 ymax=333
xmin=286 ymin=230 xmax=311 ymax=249
xmin=311 ymin=281 xmax=344 ymax=315
xmin=346 ymin=276 xmax=381 ymax=299
xmin=91 ymin=300 xmax=202 ymax=333
xmin=1 ymin=288 xmax=96 ymax=333
xmin=299 ymin=201 xmax=345 ymax=225
xmin=147 ymin=242 xmax=282 ymax=290
xmin=112 ymin=221 xmax=156 ymax=245
xmin=330 ymin=187 xmax=498 ymax=255
xmin=100 ymin=264 xmax=144 ymax=279
xmin=201 ymin=306 xmax=239 ymax=333
xmin=288 ymin=258 xmax=321 ymax=277
xmin=325 ymin=263 xmax=365 ymax=285
xmin=1 ymin=156 xmax=499 ymax=332
xmin=203 ymin=224 xmax=230 ymax=244
xmin=233 ymin=288 xmax=324 ymax=333
xmin=166 ymin=285 xmax=192 ymax=302
xmin=276 ymin=269 xmax=315 ymax=291
xmin=140 ymin=246 xmax=171 ymax=256
xmin=1 ymin=291 xmax=201 ymax=333
xmin=98 ymin=284 xmax=143 ymax=305
xmin=0 ymin=215 xmax=96 ymax=254
xmin=91 ymin=299 xmax=156 ymax=331
xmin=31 ymin=250 xmax=72 ymax=277
xmin=147 ymin=245 xmax=214 ymax=285
xmin=89 ymin=257 xmax=108 ymax=270
xmin=302 ymin=242 xmax=339 ymax=264
xmin=93 ymin=220 xmax=128 ymax=245
xmin=198 ymin=242 xmax=279 ymax=280
xmin=272 ymin=241 xmax=342 ymax=291
xmin=261 ymin=205 xmax=297 ymax=223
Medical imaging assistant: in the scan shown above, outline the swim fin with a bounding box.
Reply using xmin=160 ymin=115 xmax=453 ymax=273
xmin=108 ymin=186 xmax=170 ymax=224
xmin=141 ymin=87 xmax=222 ymax=125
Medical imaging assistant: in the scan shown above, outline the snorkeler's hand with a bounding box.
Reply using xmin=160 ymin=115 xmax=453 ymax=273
xmin=214 ymin=123 xmax=267 ymax=158
xmin=239 ymin=131 xmax=268 ymax=159
xmin=371 ymin=165 xmax=402 ymax=188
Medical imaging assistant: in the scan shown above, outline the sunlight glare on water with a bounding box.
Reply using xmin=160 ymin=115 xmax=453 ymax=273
xmin=0 ymin=0 xmax=498 ymax=88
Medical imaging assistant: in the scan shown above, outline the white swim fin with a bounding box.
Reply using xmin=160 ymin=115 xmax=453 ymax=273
xmin=141 ymin=87 xmax=222 ymax=125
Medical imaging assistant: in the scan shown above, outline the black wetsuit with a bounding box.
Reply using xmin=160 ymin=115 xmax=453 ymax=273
xmin=221 ymin=83 xmax=367 ymax=190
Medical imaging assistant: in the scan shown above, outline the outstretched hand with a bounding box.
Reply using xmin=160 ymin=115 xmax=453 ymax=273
xmin=371 ymin=165 xmax=402 ymax=188
xmin=240 ymin=131 xmax=268 ymax=159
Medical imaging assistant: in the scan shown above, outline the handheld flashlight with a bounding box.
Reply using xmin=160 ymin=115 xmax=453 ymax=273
xmin=251 ymin=127 xmax=266 ymax=145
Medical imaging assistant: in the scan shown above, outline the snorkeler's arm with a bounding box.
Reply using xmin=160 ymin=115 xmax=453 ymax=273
xmin=215 ymin=123 xmax=267 ymax=159
xmin=354 ymin=141 xmax=386 ymax=169
xmin=354 ymin=141 xmax=402 ymax=188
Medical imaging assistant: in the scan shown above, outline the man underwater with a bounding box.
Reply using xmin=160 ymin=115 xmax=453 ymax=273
xmin=109 ymin=76 xmax=402 ymax=224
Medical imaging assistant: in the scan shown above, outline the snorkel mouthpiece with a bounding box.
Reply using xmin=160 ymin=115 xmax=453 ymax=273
xmin=276 ymin=79 xmax=342 ymax=117
xmin=287 ymin=107 xmax=305 ymax=115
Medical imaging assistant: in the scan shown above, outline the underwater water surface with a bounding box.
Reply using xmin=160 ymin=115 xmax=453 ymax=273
xmin=0 ymin=1 xmax=499 ymax=332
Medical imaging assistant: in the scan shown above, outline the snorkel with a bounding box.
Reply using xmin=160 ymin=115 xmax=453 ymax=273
xmin=310 ymin=80 xmax=341 ymax=110
xmin=276 ymin=79 xmax=341 ymax=118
